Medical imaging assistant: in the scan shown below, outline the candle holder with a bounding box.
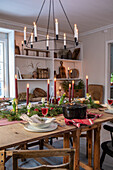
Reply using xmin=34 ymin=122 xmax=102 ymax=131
xmin=47 ymin=101 xmax=49 ymax=107
xmin=54 ymin=97 xmax=56 ymax=104
xmin=15 ymin=98 xmax=18 ymax=114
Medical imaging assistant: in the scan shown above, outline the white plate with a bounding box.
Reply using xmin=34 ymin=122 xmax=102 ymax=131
xmin=24 ymin=123 xmax=58 ymax=132
xmin=104 ymin=109 xmax=113 ymax=114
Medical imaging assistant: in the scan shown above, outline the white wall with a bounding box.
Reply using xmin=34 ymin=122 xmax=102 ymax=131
xmin=80 ymin=27 xmax=113 ymax=102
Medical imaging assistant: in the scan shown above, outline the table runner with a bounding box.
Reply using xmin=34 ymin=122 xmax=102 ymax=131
xmin=64 ymin=111 xmax=103 ymax=128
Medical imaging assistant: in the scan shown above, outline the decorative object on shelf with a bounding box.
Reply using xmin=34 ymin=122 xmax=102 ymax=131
xmin=15 ymin=40 xmax=20 ymax=55
xmin=72 ymin=48 xmax=80 ymax=60
xmin=18 ymin=92 xmax=35 ymax=101
xmin=61 ymin=79 xmax=84 ymax=98
xmin=32 ymin=71 xmax=38 ymax=79
xmin=23 ymin=0 xmax=79 ymax=51
xmin=26 ymin=83 xmax=29 ymax=105
xmin=67 ymin=50 xmax=72 ymax=59
xmin=33 ymin=88 xmax=47 ymax=98
xmin=15 ymin=75 xmax=18 ymax=99
xmin=24 ymin=47 xmax=49 ymax=57
xmin=37 ymin=68 xmax=49 ymax=79
xmin=58 ymin=49 xmax=68 ymax=59
xmin=69 ymin=68 xmax=79 ymax=78
xmin=21 ymin=74 xmax=32 ymax=79
xmin=21 ymin=41 xmax=24 ymax=55
xmin=59 ymin=61 xmax=66 ymax=78
xmin=16 ymin=67 xmax=22 ymax=79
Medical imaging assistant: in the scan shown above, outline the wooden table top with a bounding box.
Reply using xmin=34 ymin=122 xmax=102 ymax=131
xmin=0 ymin=110 xmax=113 ymax=150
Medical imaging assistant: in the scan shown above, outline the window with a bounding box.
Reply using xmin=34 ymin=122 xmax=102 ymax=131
xmin=0 ymin=42 xmax=4 ymax=97
xmin=0 ymin=33 xmax=8 ymax=98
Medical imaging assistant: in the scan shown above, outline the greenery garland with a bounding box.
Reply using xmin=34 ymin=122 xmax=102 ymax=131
xmin=0 ymin=104 xmax=63 ymax=121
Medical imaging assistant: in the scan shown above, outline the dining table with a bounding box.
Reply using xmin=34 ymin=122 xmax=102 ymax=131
xmin=0 ymin=110 xmax=113 ymax=170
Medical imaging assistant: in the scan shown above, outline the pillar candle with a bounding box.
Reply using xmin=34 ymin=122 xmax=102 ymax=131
xmin=54 ymin=77 xmax=56 ymax=99
xmin=15 ymin=75 xmax=18 ymax=99
xmin=72 ymin=80 xmax=74 ymax=98
xmin=86 ymin=75 xmax=88 ymax=93
xmin=47 ymin=79 xmax=50 ymax=102
xmin=68 ymin=67 xmax=69 ymax=79
xmin=69 ymin=84 xmax=71 ymax=102
xmin=26 ymin=83 xmax=29 ymax=105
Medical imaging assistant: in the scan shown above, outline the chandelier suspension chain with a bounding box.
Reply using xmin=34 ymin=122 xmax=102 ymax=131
xmin=59 ymin=0 xmax=74 ymax=35
xmin=52 ymin=0 xmax=57 ymax=48
xmin=47 ymin=0 xmax=52 ymax=36
xmin=27 ymin=0 xmax=46 ymax=44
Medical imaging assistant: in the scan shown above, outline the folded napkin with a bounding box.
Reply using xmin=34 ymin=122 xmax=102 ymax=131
xmin=64 ymin=111 xmax=102 ymax=128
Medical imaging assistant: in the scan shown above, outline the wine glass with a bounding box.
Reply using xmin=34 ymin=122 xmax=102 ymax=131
xmin=108 ymin=98 xmax=113 ymax=105
xmin=41 ymin=107 xmax=48 ymax=116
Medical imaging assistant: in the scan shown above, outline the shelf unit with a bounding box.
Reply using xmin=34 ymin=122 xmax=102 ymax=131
xmin=15 ymin=31 xmax=83 ymax=95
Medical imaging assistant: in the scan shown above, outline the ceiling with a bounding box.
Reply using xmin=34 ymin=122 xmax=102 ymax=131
xmin=0 ymin=0 xmax=113 ymax=34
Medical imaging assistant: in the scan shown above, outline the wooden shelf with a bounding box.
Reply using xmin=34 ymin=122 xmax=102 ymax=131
xmin=56 ymin=78 xmax=81 ymax=81
xmin=17 ymin=79 xmax=52 ymax=81
xmin=15 ymin=55 xmax=52 ymax=60
xmin=54 ymin=58 xmax=82 ymax=63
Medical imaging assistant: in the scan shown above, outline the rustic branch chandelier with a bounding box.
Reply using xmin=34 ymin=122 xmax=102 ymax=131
xmin=23 ymin=0 xmax=79 ymax=51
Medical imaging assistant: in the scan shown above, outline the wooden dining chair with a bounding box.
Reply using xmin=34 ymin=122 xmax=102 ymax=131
xmin=100 ymin=125 xmax=113 ymax=169
xmin=13 ymin=148 xmax=75 ymax=170
xmin=88 ymin=84 xmax=103 ymax=103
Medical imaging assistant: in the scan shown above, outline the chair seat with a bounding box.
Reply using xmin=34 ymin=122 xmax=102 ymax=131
xmin=101 ymin=141 xmax=113 ymax=157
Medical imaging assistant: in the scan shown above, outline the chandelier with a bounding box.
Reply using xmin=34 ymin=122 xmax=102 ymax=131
xmin=23 ymin=0 xmax=79 ymax=51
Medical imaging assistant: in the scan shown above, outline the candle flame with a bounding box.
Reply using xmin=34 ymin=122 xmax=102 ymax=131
xmin=54 ymin=77 xmax=56 ymax=81
xmin=74 ymin=24 xmax=77 ymax=29
xmin=72 ymin=80 xmax=74 ymax=84
xmin=55 ymin=19 xmax=58 ymax=24
xmin=59 ymin=86 xmax=61 ymax=90
xmin=68 ymin=67 xmax=69 ymax=71
xmin=70 ymin=70 xmax=72 ymax=73
xmin=24 ymin=26 xmax=26 ymax=30
xmin=47 ymin=34 xmax=49 ymax=39
xmin=22 ymin=41 xmax=23 ymax=45
xmin=47 ymin=79 xmax=50 ymax=84
xmin=86 ymin=75 xmax=88 ymax=79
xmin=15 ymin=74 xmax=17 ymax=79
xmin=64 ymin=33 xmax=66 ymax=38
xmin=33 ymin=22 xmax=36 ymax=26
xmin=69 ymin=84 xmax=71 ymax=88
xmin=27 ymin=83 xmax=29 ymax=88
xmin=76 ymin=29 xmax=78 ymax=33
xmin=31 ymin=33 xmax=33 ymax=36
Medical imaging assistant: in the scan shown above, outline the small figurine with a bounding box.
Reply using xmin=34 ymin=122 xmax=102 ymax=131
xmin=59 ymin=61 xmax=66 ymax=78
xmin=32 ymin=71 xmax=38 ymax=79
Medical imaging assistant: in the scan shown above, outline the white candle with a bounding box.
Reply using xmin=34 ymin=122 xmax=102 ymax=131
xmin=55 ymin=19 xmax=58 ymax=35
xmin=74 ymin=24 xmax=77 ymax=38
xmin=24 ymin=27 xmax=26 ymax=41
xmin=31 ymin=33 xmax=33 ymax=45
xmin=76 ymin=29 xmax=78 ymax=41
xmin=33 ymin=22 xmax=37 ymax=37
xmin=46 ymin=34 xmax=49 ymax=47
xmin=64 ymin=33 xmax=66 ymax=46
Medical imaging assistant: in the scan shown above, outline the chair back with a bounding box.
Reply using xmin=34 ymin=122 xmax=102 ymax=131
xmin=88 ymin=84 xmax=103 ymax=103
xmin=13 ymin=148 xmax=75 ymax=170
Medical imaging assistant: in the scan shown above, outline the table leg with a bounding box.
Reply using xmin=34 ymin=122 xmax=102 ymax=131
xmin=87 ymin=130 xmax=92 ymax=167
xmin=0 ymin=150 xmax=6 ymax=170
xmin=94 ymin=125 xmax=101 ymax=170
xmin=73 ymin=129 xmax=80 ymax=170
xmin=63 ymin=133 xmax=70 ymax=163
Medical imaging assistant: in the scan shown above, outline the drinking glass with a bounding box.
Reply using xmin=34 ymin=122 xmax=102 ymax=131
xmin=41 ymin=107 xmax=48 ymax=116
